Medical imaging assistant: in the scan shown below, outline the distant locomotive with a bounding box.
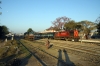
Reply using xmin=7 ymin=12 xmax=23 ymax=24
xmin=24 ymin=32 xmax=34 ymax=41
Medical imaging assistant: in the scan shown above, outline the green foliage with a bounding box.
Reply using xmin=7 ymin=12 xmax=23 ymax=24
xmin=27 ymin=28 xmax=33 ymax=33
xmin=64 ymin=20 xmax=75 ymax=30
xmin=96 ymin=16 xmax=100 ymax=35
xmin=78 ymin=20 xmax=96 ymax=34
xmin=2 ymin=25 xmax=9 ymax=34
xmin=64 ymin=20 xmax=81 ymax=30
xmin=97 ymin=22 xmax=100 ymax=35
xmin=64 ymin=20 xmax=96 ymax=34
xmin=0 ymin=25 xmax=9 ymax=39
xmin=75 ymin=24 xmax=82 ymax=30
xmin=27 ymin=28 xmax=35 ymax=34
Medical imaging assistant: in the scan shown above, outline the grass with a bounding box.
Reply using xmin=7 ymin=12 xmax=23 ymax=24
xmin=17 ymin=45 xmax=30 ymax=58
xmin=21 ymin=39 xmax=45 ymax=45
xmin=0 ymin=39 xmax=30 ymax=64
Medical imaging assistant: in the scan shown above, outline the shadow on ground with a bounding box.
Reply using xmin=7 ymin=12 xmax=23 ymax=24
xmin=0 ymin=54 xmax=16 ymax=63
xmin=57 ymin=49 xmax=76 ymax=66
xmin=20 ymin=54 xmax=32 ymax=66
xmin=0 ymin=54 xmax=16 ymax=66
xmin=0 ymin=53 xmax=32 ymax=66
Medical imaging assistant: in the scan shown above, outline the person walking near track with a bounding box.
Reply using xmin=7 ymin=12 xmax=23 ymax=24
xmin=45 ymin=39 xmax=50 ymax=49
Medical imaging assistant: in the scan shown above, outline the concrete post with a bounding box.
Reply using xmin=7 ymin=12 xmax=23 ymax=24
xmin=5 ymin=38 xmax=7 ymax=42
xmin=11 ymin=35 xmax=14 ymax=40
xmin=81 ymin=36 xmax=82 ymax=44
xmin=11 ymin=36 xmax=13 ymax=40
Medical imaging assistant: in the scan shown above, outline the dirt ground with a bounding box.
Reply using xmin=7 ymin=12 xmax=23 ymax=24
xmin=21 ymin=39 xmax=100 ymax=66
xmin=0 ymin=39 xmax=99 ymax=66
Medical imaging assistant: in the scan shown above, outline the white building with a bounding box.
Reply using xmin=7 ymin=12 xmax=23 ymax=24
xmin=40 ymin=29 xmax=57 ymax=33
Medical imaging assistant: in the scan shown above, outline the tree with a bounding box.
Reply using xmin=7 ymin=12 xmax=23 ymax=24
xmin=2 ymin=25 xmax=9 ymax=34
xmin=97 ymin=23 xmax=100 ymax=35
xmin=75 ymin=24 xmax=82 ymax=31
xmin=78 ymin=20 xmax=96 ymax=34
xmin=27 ymin=28 xmax=34 ymax=33
xmin=52 ymin=16 xmax=70 ymax=31
xmin=64 ymin=20 xmax=78 ymax=30
xmin=96 ymin=15 xmax=100 ymax=35
xmin=64 ymin=20 xmax=82 ymax=31
xmin=0 ymin=25 xmax=9 ymax=39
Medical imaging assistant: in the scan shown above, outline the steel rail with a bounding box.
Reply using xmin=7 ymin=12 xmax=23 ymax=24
xmin=17 ymin=39 xmax=47 ymax=66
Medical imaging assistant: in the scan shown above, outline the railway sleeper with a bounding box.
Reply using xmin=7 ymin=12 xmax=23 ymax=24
xmin=64 ymin=48 xmax=100 ymax=65
xmin=53 ymin=45 xmax=100 ymax=65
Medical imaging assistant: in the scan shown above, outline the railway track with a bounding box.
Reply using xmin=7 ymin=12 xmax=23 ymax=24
xmin=51 ymin=41 xmax=100 ymax=55
xmin=17 ymin=39 xmax=72 ymax=66
xmin=38 ymin=39 xmax=100 ymax=53
xmin=36 ymin=39 xmax=100 ymax=66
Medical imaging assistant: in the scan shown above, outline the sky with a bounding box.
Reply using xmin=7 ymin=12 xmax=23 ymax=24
xmin=0 ymin=0 xmax=100 ymax=33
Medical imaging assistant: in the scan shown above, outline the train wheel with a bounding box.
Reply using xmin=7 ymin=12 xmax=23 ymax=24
xmin=65 ymin=38 xmax=68 ymax=41
xmin=74 ymin=38 xmax=76 ymax=42
xmin=74 ymin=38 xmax=79 ymax=42
xmin=68 ymin=38 xmax=72 ymax=41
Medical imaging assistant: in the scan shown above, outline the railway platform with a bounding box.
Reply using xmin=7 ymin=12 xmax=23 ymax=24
xmin=79 ymin=39 xmax=100 ymax=43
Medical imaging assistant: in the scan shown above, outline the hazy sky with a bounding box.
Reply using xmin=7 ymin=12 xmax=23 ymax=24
xmin=0 ymin=0 xmax=100 ymax=33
